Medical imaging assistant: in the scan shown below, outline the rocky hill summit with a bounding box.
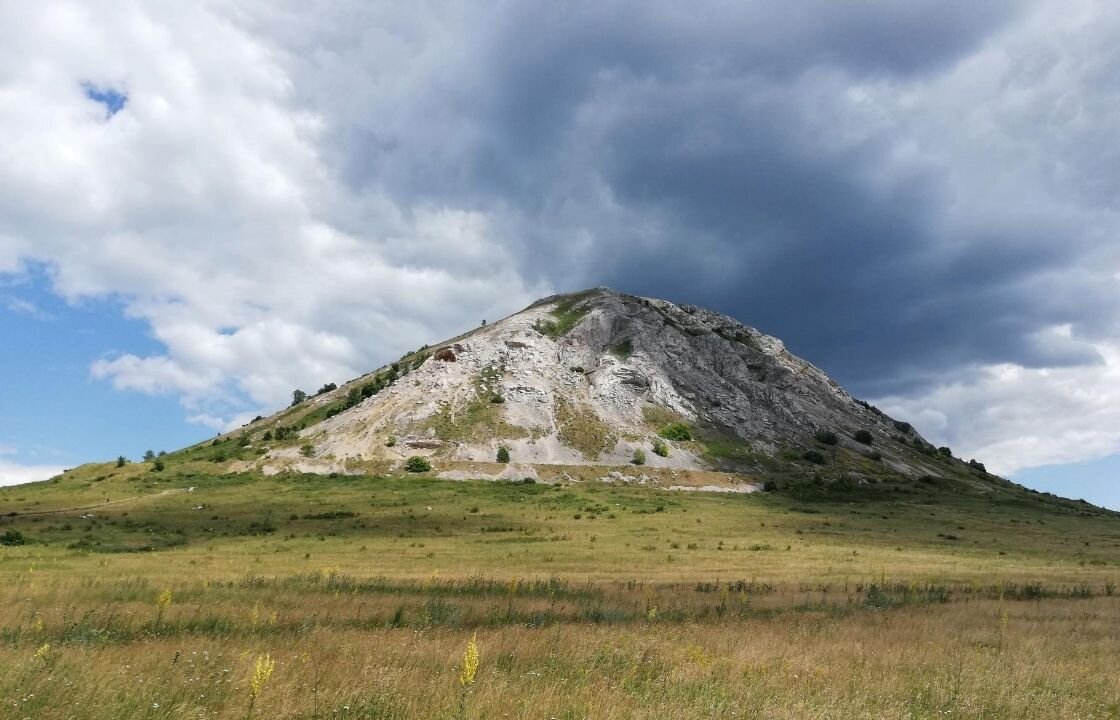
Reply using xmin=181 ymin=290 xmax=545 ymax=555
xmin=221 ymin=288 xmax=976 ymax=488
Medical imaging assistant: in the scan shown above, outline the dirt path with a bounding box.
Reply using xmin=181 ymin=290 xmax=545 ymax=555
xmin=2 ymin=487 xmax=190 ymax=518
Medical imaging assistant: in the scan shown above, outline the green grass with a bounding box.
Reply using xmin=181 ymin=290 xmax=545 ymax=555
xmin=3 ymin=462 xmax=1116 ymax=578
xmin=2 ymin=461 xmax=1119 ymax=718
xmin=641 ymin=404 xmax=686 ymax=429
xmin=534 ymin=290 xmax=600 ymax=338
xmin=554 ymin=397 xmax=616 ymax=461
xmin=419 ymin=368 xmax=530 ymax=443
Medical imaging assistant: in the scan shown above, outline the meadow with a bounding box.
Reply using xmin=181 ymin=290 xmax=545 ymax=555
xmin=2 ymin=461 xmax=1119 ymax=718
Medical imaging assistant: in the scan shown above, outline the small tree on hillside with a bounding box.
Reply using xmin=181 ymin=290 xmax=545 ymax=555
xmin=814 ymin=430 xmax=838 ymax=445
xmin=496 ymin=446 xmax=510 ymax=463
xmin=291 ymin=389 xmax=308 ymax=407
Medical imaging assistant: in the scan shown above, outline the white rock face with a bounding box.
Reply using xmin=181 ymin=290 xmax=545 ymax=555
xmin=260 ymin=288 xmax=930 ymax=473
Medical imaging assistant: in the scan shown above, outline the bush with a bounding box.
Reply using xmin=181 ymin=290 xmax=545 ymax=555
xmin=892 ymin=420 xmax=913 ymax=434
xmin=610 ymin=339 xmax=634 ymax=359
xmin=762 ymin=480 xmax=777 ymax=492
xmin=968 ymin=459 xmax=987 ymax=473
xmin=659 ymin=423 xmax=693 ymax=441
xmin=938 ymin=446 xmax=953 ymax=457
xmin=291 ymin=389 xmax=307 ymax=406
xmin=854 ymin=429 xmax=874 ymax=444
xmin=143 ymin=449 xmax=156 ymax=462
xmin=632 ymin=448 xmax=647 ymax=465
xmin=497 ymin=446 xmax=510 ymax=463
xmin=385 ymin=435 xmax=397 ymax=447
xmin=867 ymin=450 xmax=882 ymax=461
xmin=152 ymin=459 xmax=165 ymax=472
xmin=652 ymin=439 xmax=670 ymax=457
xmin=300 ymin=444 xmax=315 ymax=458
xmin=802 ymin=450 xmax=826 ymax=465
xmin=490 ymin=394 xmax=505 ymax=404
xmin=0 ymin=530 xmax=26 ymax=546
xmin=405 ymin=456 xmax=431 ymax=473
xmin=316 ymin=383 xmax=337 ymax=395
xmin=813 ymin=430 xmax=838 ymax=445
xmin=115 ymin=456 xmax=127 ymax=468
xmin=262 ymin=430 xmax=273 ymax=442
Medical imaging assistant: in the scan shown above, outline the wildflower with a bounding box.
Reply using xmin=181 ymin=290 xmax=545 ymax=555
xmin=155 ymin=588 xmax=172 ymax=627
xmin=460 ymin=632 xmax=479 ymax=687
xmin=249 ymin=652 xmax=275 ymax=705
xmin=34 ymin=643 xmax=50 ymax=662
xmin=456 ymin=633 xmax=480 ymax=719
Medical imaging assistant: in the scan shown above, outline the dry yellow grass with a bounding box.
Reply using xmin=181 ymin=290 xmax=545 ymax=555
xmin=1 ymin=467 xmax=1118 ymax=717
xmin=3 ymin=596 xmax=1119 ymax=719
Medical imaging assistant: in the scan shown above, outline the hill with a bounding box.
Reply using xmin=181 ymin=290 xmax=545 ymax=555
xmin=2 ymin=288 xmax=1118 ymax=719
xmin=153 ymin=288 xmax=1035 ymax=498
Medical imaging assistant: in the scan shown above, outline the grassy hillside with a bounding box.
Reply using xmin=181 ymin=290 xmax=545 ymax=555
xmin=1 ymin=464 xmax=1119 ymax=718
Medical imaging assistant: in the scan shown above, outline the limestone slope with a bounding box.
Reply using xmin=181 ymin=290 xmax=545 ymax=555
xmin=237 ymin=288 xmax=953 ymax=481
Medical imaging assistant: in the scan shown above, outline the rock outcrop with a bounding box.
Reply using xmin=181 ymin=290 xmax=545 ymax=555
xmin=248 ymin=288 xmax=944 ymax=478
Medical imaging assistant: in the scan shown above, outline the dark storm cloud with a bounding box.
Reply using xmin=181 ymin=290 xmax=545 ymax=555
xmin=292 ymin=0 xmax=1115 ymax=396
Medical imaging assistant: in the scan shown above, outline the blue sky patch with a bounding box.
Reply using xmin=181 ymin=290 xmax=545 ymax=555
xmin=1013 ymin=455 xmax=1120 ymax=511
xmin=82 ymin=82 xmax=127 ymax=118
xmin=0 ymin=264 xmax=210 ymax=467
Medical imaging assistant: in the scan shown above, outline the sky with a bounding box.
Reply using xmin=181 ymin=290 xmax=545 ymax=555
xmin=0 ymin=1 xmax=1118 ymax=506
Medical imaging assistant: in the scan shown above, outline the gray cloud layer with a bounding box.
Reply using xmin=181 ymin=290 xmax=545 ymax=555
xmin=258 ymin=0 xmax=1117 ymax=394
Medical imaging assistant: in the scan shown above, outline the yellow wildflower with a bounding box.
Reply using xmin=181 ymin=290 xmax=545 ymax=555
xmin=250 ymin=652 xmax=275 ymax=703
xmin=459 ymin=633 xmax=479 ymax=687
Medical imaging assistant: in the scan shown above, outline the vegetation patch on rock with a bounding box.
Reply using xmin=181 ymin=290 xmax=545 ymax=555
xmin=555 ymin=396 xmax=617 ymax=461
xmin=659 ymin=422 xmax=693 ymax=442
xmin=419 ymin=368 xmax=528 ymax=443
xmin=533 ymin=290 xmax=598 ymax=338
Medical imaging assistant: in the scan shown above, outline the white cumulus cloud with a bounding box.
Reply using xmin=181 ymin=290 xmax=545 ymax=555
xmin=0 ymin=1 xmax=547 ymax=426
xmin=875 ymin=336 xmax=1120 ymax=475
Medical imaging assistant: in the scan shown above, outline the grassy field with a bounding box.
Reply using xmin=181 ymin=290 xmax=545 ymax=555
xmin=2 ymin=461 xmax=1119 ymax=718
